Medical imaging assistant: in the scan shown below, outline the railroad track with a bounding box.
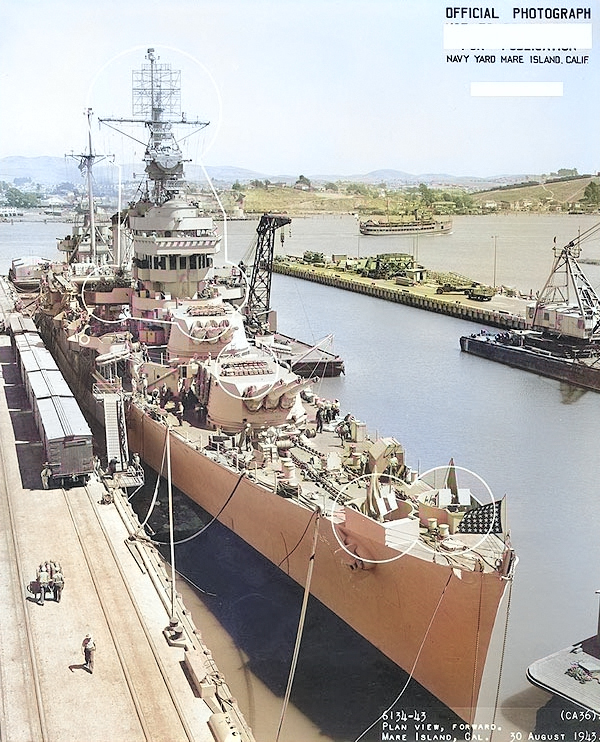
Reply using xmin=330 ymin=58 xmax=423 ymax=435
xmin=0 ymin=370 xmax=47 ymax=742
xmin=0 ymin=472 xmax=199 ymax=741
xmin=59 ymin=482 xmax=197 ymax=741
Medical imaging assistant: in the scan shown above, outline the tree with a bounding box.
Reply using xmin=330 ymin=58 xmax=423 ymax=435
xmin=582 ymin=181 xmax=600 ymax=205
xmin=5 ymin=187 xmax=39 ymax=208
xmin=296 ymin=174 xmax=311 ymax=188
xmin=418 ymin=183 xmax=435 ymax=205
xmin=54 ymin=182 xmax=76 ymax=195
xmin=453 ymin=192 xmax=474 ymax=211
xmin=346 ymin=182 xmax=371 ymax=196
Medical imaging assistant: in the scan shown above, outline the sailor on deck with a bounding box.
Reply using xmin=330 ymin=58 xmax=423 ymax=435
xmin=238 ymin=420 xmax=252 ymax=452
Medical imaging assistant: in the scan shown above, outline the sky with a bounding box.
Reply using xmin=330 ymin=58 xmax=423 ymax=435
xmin=1 ymin=0 xmax=599 ymax=178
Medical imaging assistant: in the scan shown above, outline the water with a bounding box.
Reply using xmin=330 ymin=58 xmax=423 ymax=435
xmin=3 ymin=213 xmax=600 ymax=740
xmin=0 ymin=217 xmax=67 ymax=274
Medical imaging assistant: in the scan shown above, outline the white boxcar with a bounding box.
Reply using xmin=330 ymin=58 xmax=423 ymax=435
xmin=34 ymin=396 xmax=94 ymax=485
xmin=10 ymin=314 xmax=94 ymax=485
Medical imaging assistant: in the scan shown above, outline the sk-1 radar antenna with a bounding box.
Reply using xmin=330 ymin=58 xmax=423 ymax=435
xmin=99 ymin=48 xmax=209 ymax=204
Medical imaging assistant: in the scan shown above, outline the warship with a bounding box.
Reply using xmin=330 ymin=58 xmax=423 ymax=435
xmin=19 ymin=49 xmax=516 ymax=725
xmin=460 ymin=228 xmax=600 ymax=392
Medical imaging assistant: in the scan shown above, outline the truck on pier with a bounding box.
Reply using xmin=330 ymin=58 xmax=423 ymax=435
xmin=436 ymin=282 xmax=495 ymax=301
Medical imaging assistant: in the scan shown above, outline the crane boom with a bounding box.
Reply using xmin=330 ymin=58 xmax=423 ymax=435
xmin=245 ymin=213 xmax=291 ymax=330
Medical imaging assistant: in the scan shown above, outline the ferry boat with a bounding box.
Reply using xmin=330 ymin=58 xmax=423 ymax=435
xmin=23 ymin=48 xmax=516 ymax=726
xmin=359 ymin=217 xmax=452 ymax=236
xmin=460 ymin=229 xmax=600 ymax=392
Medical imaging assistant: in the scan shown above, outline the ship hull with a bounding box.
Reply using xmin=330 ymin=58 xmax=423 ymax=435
xmin=460 ymin=335 xmax=600 ymax=392
xmin=126 ymin=403 xmax=508 ymax=723
xmin=36 ymin=311 xmax=509 ymax=723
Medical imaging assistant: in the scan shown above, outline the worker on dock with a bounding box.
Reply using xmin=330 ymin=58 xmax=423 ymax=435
xmin=52 ymin=566 xmax=64 ymax=602
xmin=37 ymin=566 xmax=49 ymax=605
xmin=81 ymin=634 xmax=96 ymax=673
xmin=41 ymin=462 xmax=52 ymax=490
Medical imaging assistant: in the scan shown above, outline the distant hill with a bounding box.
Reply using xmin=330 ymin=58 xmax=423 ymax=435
xmin=0 ymin=157 xmax=274 ymax=187
xmin=0 ymin=156 xmax=84 ymax=185
xmin=0 ymin=155 xmax=546 ymax=190
xmin=469 ymin=176 xmax=595 ymax=207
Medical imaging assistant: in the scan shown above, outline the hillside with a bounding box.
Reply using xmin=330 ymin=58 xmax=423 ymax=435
xmin=0 ymin=156 xmax=536 ymax=190
xmin=238 ymin=187 xmax=362 ymax=215
xmin=469 ymin=176 xmax=596 ymax=210
xmin=2 ymin=156 xmax=596 ymax=216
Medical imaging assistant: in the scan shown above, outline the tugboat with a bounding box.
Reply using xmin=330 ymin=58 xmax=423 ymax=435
xmin=27 ymin=48 xmax=516 ymax=725
xmin=460 ymin=228 xmax=600 ymax=392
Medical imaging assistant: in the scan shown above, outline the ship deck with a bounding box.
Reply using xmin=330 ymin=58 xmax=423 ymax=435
xmin=527 ymin=635 xmax=600 ymax=713
xmin=142 ymin=395 xmax=506 ymax=575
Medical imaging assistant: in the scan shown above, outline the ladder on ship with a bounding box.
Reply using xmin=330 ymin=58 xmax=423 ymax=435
xmin=103 ymin=393 xmax=129 ymax=473
xmin=92 ymin=373 xmax=144 ymax=488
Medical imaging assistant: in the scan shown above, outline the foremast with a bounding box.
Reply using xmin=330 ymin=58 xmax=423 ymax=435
xmin=99 ymin=47 xmax=209 ymax=205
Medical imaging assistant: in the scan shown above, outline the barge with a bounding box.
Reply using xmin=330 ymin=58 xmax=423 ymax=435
xmin=460 ymin=229 xmax=600 ymax=392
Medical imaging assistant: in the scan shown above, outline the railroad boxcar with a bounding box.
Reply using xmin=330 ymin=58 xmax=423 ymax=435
xmin=9 ymin=313 xmax=94 ymax=485
xmin=34 ymin=395 xmax=94 ymax=485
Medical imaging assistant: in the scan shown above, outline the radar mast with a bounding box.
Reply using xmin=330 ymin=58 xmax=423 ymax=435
xmin=100 ymin=48 xmax=209 ymax=204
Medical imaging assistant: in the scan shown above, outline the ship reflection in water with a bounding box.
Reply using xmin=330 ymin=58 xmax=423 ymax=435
xmin=131 ymin=471 xmax=464 ymax=742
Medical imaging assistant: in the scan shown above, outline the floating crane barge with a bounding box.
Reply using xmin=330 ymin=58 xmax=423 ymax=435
xmin=460 ymin=226 xmax=600 ymax=392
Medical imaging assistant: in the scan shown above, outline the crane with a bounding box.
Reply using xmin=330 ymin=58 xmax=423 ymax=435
xmin=243 ymin=213 xmax=291 ymax=332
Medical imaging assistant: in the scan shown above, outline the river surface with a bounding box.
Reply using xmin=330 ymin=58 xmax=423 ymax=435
xmin=2 ymin=213 xmax=600 ymax=741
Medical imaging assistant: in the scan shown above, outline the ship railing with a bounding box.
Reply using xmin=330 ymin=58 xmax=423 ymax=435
xmin=92 ymin=378 xmax=123 ymax=396
xmin=151 ymin=346 xmax=168 ymax=365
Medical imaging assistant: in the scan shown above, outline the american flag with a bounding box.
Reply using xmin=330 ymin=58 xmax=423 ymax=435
xmin=457 ymin=500 xmax=503 ymax=534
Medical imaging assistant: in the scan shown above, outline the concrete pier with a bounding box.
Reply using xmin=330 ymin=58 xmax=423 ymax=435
xmin=273 ymin=260 xmax=530 ymax=330
xmin=0 ymin=286 xmax=253 ymax=741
